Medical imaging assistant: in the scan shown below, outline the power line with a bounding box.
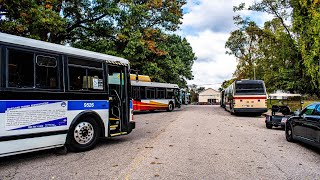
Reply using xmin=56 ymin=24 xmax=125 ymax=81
xmin=189 ymin=83 xmax=222 ymax=86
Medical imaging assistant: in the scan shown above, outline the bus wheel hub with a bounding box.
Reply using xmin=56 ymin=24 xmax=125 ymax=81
xmin=74 ymin=122 xmax=94 ymax=144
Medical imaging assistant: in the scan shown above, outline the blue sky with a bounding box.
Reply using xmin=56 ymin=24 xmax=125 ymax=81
xmin=180 ymin=0 xmax=272 ymax=90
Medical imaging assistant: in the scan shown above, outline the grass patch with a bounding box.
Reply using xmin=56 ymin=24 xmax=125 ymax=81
xmin=267 ymin=99 xmax=320 ymax=111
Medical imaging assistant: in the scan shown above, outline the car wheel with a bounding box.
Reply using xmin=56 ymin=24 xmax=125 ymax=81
xmin=285 ymin=123 xmax=294 ymax=142
xmin=266 ymin=124 xmax=272 ymax=129
xmin=67 ymin=117 xmax=100 ymax=152
xmin=167 ymin=102 xmax=174 ymax=112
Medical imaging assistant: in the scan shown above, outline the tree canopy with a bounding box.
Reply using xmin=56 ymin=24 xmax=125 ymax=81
xmin=0 ymin=0 xmax=195 ymax=87
xmin=225 ymin=0 xmax=320 ymax=96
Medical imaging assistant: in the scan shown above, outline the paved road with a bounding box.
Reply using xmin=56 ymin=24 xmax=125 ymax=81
xmin=1 ymin=105 xmax=320 ymax=180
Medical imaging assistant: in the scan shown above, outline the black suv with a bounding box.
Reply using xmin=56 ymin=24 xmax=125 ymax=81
xmin=285 ymin=103 xmax=320 ymax=148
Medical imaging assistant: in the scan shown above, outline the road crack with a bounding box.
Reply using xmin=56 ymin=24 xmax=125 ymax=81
xmin=8 ymin=165 xmax=19 ymax=180
xmin=261 ymin=151 xmax=287 ymax=176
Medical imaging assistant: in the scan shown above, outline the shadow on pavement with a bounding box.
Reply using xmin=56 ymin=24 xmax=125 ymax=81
xmin=134 ymin=108 xmax=184 ymax=115
xmin=0 ymin=148 xmax=56 ymax=165
xmin=234 ymin=113 xmax=264 ymax=117
xmin=295 ymin=141 xmax=320 ymax=155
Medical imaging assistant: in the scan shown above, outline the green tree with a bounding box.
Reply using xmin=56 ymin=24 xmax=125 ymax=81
xmin=224 ymin=0 xmax=313 ymax=94
xmin=148 ymin=34 xmax=195 ymax=87
xmin=188 ymin=84 xmax=199 ymax=103
xmin=0 ymin=0 xmax=195 ymax=87
xmin=0 ymin=0 xmax=66 ymax=41
xmin=71 ymin=0 xmax=195 ymax=87
xmin=221 ymin=78 xmax=236 ymax=89
xmin=291 ymin=0 xmax=320 ymax=95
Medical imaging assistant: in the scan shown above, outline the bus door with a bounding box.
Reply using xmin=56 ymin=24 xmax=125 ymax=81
xmin=108 ymin=65 xmax=129 ymax=135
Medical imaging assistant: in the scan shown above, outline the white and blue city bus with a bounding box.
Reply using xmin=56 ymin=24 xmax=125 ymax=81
xmin=0 ymin=33 xmax=135 ymax=157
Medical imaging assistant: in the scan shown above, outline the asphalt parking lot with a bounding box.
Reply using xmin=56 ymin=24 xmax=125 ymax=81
xmin=1 ymin=105 xmax=320 ymax=180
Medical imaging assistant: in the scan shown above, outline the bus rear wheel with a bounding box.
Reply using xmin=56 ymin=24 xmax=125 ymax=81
xmin=67 ymin=117 xmax=100 ymax=152
xmin=167 ymin=102 xmax=174 ymax=112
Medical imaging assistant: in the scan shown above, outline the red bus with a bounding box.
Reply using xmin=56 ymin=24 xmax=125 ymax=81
xmin=131 ymin=75 xmax=180 ymax=112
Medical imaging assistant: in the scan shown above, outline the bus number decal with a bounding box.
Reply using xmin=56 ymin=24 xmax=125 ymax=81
xmin=84 ymin=103 xmax=94 ymax=108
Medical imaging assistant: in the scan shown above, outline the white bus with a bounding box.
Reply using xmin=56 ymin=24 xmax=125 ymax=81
xmin=223 ymin=80 xmax=268 ymax=115
xmin=0 ymin=33 xmax=135 ymax=157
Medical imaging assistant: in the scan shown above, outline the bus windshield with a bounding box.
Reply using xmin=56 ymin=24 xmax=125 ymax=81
xmin=235 ymin=83 xmax=265 ymax=95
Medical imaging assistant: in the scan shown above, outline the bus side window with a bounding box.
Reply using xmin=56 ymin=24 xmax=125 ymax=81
xmin=8 ymin=49 xmax=34 ymax=88
xmin=157 ymin=88 xmax=165 ymax=99
xmin=36 ymin=55 xmax=58 ymax=89
xmin=146 ymin=87 xmax=155 ymax=99
xmin=68 ymin=57 xmax=104 ymax=91
xmin=69 ymin=66 xmax=86 ymax=90
xmin=140 ymin=86 xmax=145 ymax=99
xmin=132 ymin=86 xmax=139 ymax=99
xmin=166 ymin=88 xmax=174 ymax=99
xmin=87 ymin=69 xmax=103 ymax=90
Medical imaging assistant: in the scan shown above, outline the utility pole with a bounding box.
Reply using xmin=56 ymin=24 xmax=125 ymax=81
xmin=131 ymin=69 xmax=140 ymax=80
xmin=254 ymin=64 xmax=256 ymax=80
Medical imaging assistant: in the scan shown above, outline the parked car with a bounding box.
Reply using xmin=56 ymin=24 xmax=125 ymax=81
xmin=285 ymin=102 xmax=320 ymax=148
xmin=265 ymin=93 xmax=302 ymax=129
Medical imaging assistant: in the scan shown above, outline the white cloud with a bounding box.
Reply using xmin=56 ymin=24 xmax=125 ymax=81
xmin=186 ymin=30 xmax=237 ymax=90
xmin=186 ymin=30 xmax=229 ymax=61
xmin=180 ymin=0 xmax=273 ymax=90
xmin=182 ymin=0 xmax=256 ymax=33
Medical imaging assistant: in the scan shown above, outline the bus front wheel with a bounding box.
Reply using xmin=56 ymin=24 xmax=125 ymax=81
xmin=67 ymin=117 xmax=100 ymax=152
xmin=167 ymin=102 xmax=174 ymax=112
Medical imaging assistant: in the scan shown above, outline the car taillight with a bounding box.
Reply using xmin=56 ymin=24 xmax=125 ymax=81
xmin=131 ymin=110 xmax=134 ymax=121
xmin=281 ymin=117 xmax=287 ymax=123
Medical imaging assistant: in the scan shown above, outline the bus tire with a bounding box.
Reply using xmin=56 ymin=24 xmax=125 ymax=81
xmin=67 ymin=117 xmax=100 ymax=152
xmin=167 ymin=102 xmax=174 ymax=112
xmin=230 ymin=106 xmax=236 ymax=115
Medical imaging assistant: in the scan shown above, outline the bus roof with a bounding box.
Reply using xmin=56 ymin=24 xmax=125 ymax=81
xmin=131 ymin=81 xmax=179 ymax=89
xmin=235 ymin=80 xmax=264 ymax=84
xmin=0 ymin=33 xmax=129 ymax=65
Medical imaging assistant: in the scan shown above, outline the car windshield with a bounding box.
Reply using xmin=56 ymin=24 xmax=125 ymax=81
xmin=301 ymin=104 xmax=317 ymax=115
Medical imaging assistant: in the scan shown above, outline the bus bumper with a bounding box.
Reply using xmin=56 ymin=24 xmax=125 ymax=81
xmin=130 ymin=121 xmax=136 ymax=129
xmin=126 ymin=121 xmax=136 ymax=134
xmin=234 ymin=108 xmax=268 ymax=113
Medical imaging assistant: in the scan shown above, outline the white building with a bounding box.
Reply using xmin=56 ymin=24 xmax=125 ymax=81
xmin=198 ymin=88 xmax=221 ymax=104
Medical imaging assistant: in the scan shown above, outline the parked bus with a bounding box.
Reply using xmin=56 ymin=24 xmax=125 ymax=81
xmin=131 ymin=75 xmax=180 ymax=112
xmin=180 ymin=89 xmax=190 ymax=105
xmin=223 ymin=80 xmax=267 ymax=115
xmin=220 ymin=90 xmax=225 ymax=108
xmin=0 ymin=33 xmax=135 ymax=157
